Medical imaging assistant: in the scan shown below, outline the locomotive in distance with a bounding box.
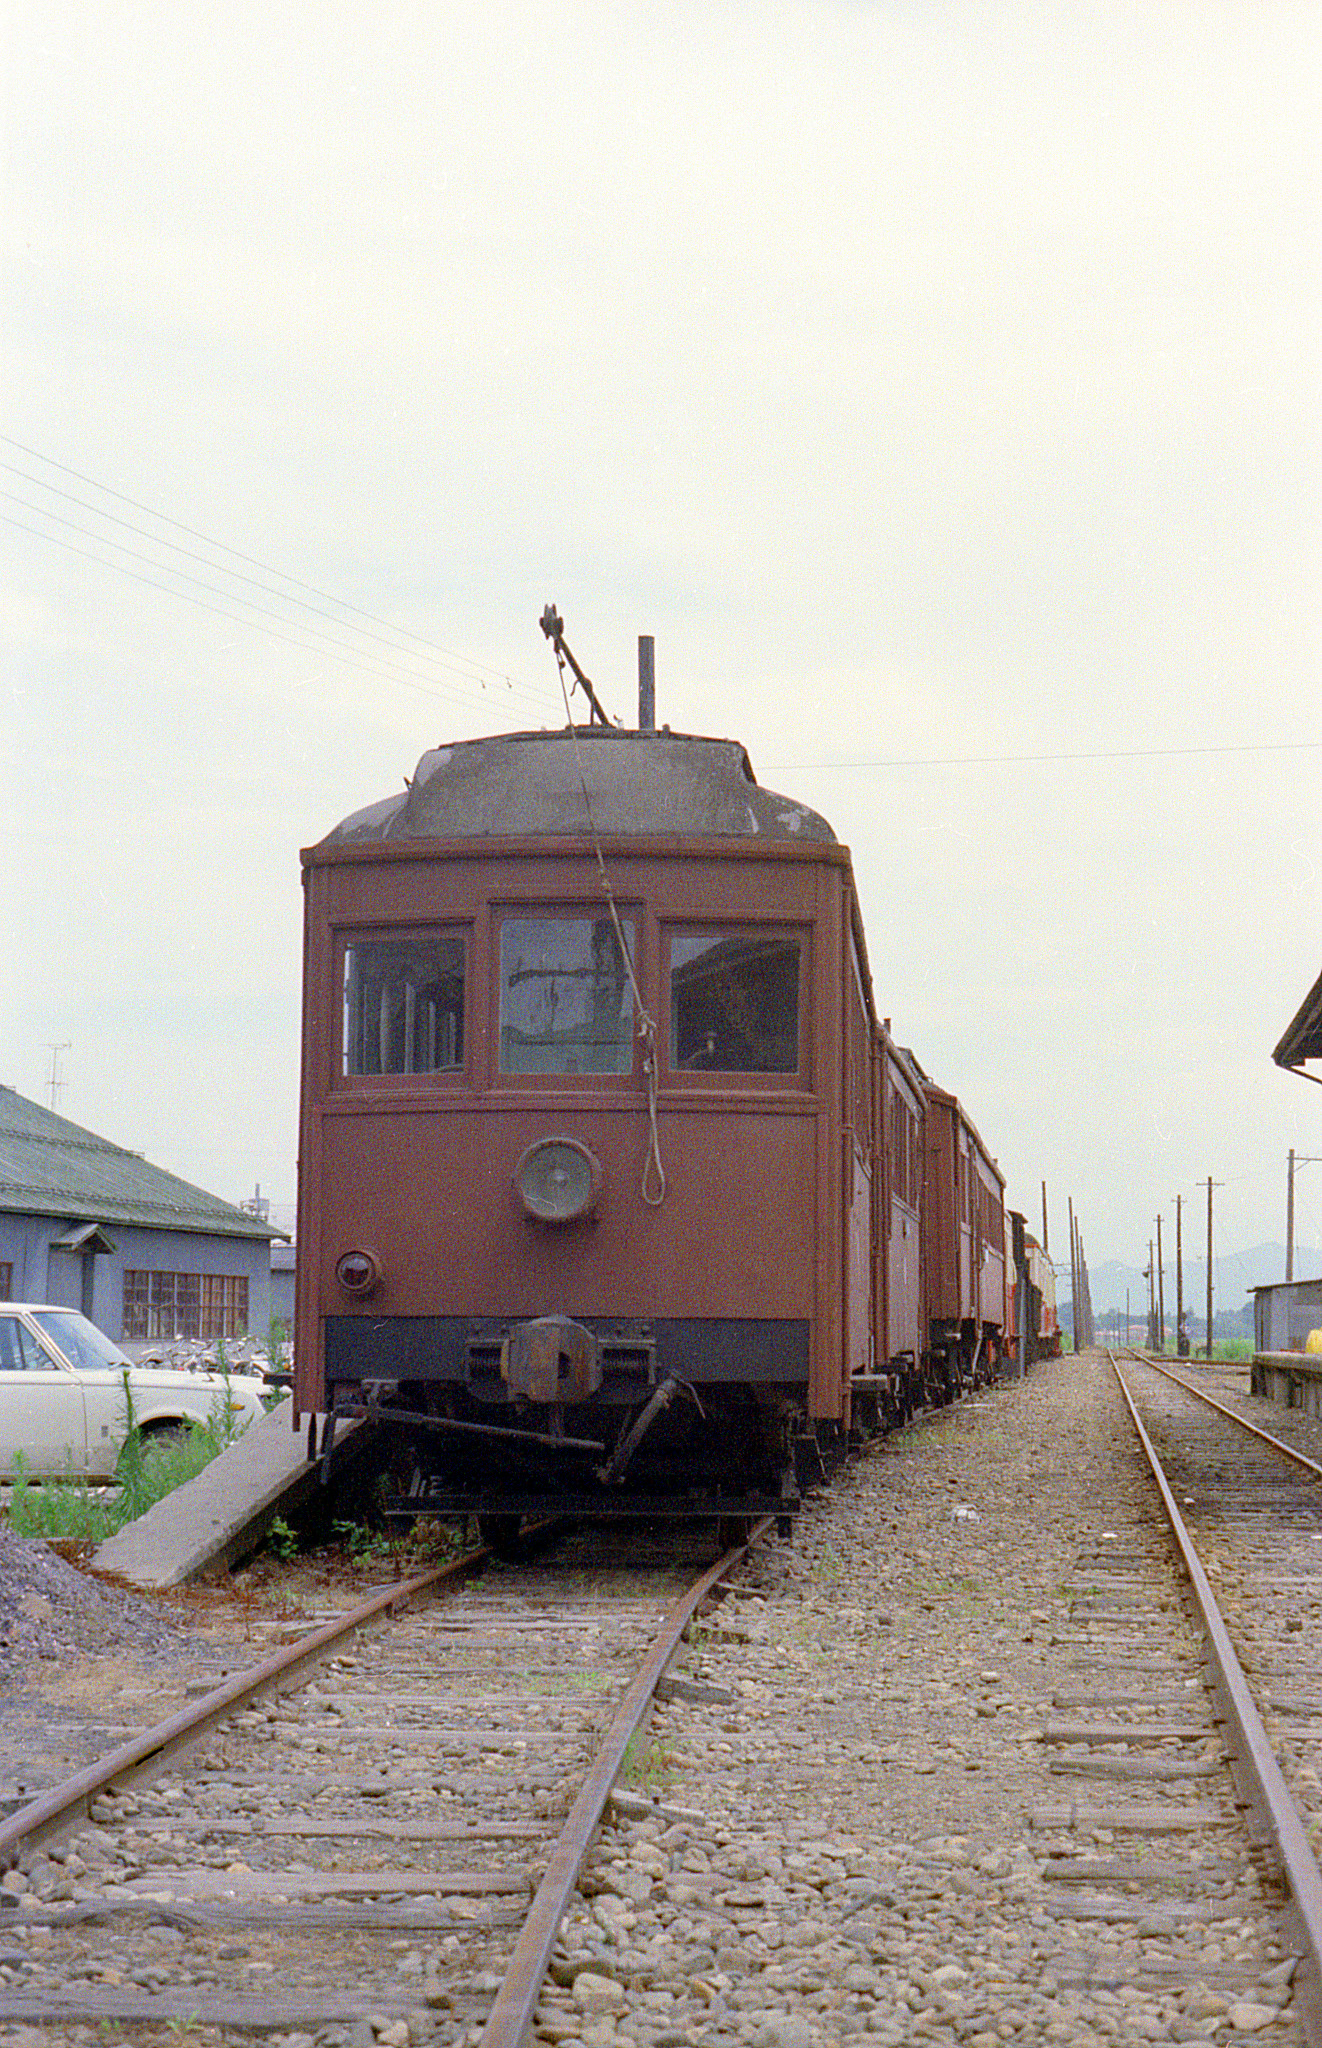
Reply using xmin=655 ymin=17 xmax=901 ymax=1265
xmin=293 ymin=712 xmax=1055 ymax=1541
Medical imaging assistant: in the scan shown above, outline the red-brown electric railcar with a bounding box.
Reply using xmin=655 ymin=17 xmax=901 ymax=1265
xmin=294 ymin=725 xmax=906 ymax=1529
xmin=917 ymin=1079 xmax=1007 ymax=1393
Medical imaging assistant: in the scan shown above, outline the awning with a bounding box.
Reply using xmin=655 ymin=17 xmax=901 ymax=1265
xmin=49 ymin=1220 xmax=117 ymax=1255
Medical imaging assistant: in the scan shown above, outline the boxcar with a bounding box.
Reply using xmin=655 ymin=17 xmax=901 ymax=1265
xmin=294 ymin=725 xmax=904 ymax=1528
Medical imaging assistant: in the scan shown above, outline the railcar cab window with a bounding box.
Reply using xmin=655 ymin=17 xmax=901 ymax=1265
xmin=499 ymin=914 xmax=636 ymax=1075
xmin=342 ymin=932 xmax=465 ymax=1077
xmin=668 ymin=928 xmax=802 ymax=1074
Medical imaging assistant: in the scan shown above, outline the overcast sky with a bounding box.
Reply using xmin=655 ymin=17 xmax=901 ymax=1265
xmin=3 ymin=3 xmax=1319 ymax=1282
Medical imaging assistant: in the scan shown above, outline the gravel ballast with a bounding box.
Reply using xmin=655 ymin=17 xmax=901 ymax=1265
xmin=0 ymin=1353 xmax=1310 ymax=2046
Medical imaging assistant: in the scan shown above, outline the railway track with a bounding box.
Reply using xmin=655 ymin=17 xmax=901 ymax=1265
xmin=1056 ymin=1346 xmax=1322 ymax=2043
xmin=0 ymin=1522 xmax=759 ymax=2045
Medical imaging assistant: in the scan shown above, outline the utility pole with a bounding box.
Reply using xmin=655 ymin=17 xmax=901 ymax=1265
xmin=1146 ymin=1241 xmax=1156 ymax=1349
xmin=1285 ymin=1154 xmax=1322 ymax=1285
xmin=1176 ymin=1193 xmax=1184 ymax=1355
xmin=1206 ymin=1175 xmax=1214 ymax=1357
xmin=1068 ymin=1196 xmax=1077 ymax=1350
xmin=1041 ymin=1181 xmax=1049 ymax=1255
xmin=1156 ymin=1212 xmax=1165 ymax=1353
xmin=1126 ymin=1287 xmax=1130 ymax=1346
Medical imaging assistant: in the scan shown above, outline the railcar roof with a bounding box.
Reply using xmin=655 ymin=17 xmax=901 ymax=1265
xmin=316 ymin=727 xmax=837 ymax=847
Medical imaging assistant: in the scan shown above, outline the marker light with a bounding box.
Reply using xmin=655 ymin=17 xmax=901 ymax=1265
xmin=335 ymin=1248 xmax=382 ymax=1298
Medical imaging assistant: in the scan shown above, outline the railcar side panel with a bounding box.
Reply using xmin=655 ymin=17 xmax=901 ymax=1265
xmin=882 ymin=1041 xmax=924 ymax=1363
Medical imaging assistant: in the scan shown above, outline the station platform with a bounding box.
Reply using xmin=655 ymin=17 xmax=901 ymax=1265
xmin=91 ymin=1400 xmax=353 ymax=1591
xmin=1251 ymin=1350 xmax=1322 ymax=1416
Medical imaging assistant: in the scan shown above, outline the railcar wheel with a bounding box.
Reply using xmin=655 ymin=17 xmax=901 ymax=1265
xmin=717 ymin=1516 xmax=751 ymax=1551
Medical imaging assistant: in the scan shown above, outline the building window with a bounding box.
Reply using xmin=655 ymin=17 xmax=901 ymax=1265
xmin=0 ymin=1262 xmax=11 ymax=1302
xmin=122 ymin=1271 xmax=249 ymax=1341
xmin=669 ymin=928 xmax=801 ymax=1073
xmin=343 ymin=931 xmax=466 ymax=1077
xmin=499 ymin=914 xmax=636 ymax=1075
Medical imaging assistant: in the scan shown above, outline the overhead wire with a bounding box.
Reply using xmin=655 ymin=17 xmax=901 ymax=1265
xmin=3 ymin=436 xmax=560 ymax=719
xmin=767 ymin=739 xmax=1322 ymax=773
xmin=0 ymin=492 xmax=544 ymax=715
xmin=1 ymin=434 xmax=540 ymax=692
xmin=0 ymin=508 xmax=530 ymax=716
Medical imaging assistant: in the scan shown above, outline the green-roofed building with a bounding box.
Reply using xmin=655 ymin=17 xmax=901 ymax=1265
xmin=0 ymin=1086 xmax=283 ymax=1347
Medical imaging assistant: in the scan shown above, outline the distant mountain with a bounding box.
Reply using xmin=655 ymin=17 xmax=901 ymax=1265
xmin=1085 ymin=1244 xmax=1322 ymax=1316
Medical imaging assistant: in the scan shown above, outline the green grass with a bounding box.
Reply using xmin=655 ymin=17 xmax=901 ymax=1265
xmin=4 ymin=1379 xmax=253 ymax=1545
xmin=620 ymin=1730 xmax=676 ymax=1791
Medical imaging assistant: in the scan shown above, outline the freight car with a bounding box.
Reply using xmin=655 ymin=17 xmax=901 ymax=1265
xmin=294 ymin=666 xmax=1008 ymax=1537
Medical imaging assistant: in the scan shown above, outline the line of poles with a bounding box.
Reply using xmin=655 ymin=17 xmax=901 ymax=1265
xmin=1143 ymin=1177 xmax=1218 ymax=1356
xmin=1067 ymin=1195 xmax=1095 ymax=1351
xmin=1072 ymin=1153 xmax=1316 ymax=1355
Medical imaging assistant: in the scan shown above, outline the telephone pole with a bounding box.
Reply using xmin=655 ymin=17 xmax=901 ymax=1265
xmin=1156 ymin=1212 xmax=1165 ymax=1353
xmin=1286 ymin=1153 xmax=1322 ymax=1285
xmin=1206 ymin=1175 xmax=1214 ymax=1357
xmin=1068 ymin=1196 xmax=1078 ymax=1349
xmin=1041 ymin=1181 xmax=1049 ymax=1255
xmin=1176 ymin=1193 xmax=1184 ymax=1354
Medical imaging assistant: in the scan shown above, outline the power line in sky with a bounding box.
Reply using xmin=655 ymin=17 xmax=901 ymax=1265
xmin=0 ymin=508 xmax=546 ymax=717
xmin=767 ymin=739 xmax=1322 ymax=773
xmin=2 ymin=434 xmax=560 ymax=718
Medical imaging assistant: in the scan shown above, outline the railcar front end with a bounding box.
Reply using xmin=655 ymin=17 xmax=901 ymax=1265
xmin=293 ymin=728 xmax=868 ymax=1530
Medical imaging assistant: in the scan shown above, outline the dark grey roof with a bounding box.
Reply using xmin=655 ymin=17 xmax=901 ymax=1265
xmin=1274 ymin=968 xmax=1322 ymax=1071
xmin=0 ymin=1088 xmax=282 ymax=1240
xmin=315 ymin=727 xmax=837 ymax=849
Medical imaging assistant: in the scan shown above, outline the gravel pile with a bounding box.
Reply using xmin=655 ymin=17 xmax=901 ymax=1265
xmin=0 ymin=1527 xmax=194 ymax=1671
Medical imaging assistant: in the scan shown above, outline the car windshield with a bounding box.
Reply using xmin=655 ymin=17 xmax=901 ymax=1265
xmin=29 ymin=1311 xmax=132 ymax=1372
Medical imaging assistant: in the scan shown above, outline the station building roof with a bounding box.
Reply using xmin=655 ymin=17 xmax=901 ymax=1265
xmin=314 ymin=726 xmax=837 ymax=849
xmin=1274 ymin=968 xmax=1322 ymax=1075
xmin=0 ymin=1087 xmax=282 ymax=1240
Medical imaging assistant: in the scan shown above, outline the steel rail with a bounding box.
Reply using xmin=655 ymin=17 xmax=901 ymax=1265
xmin=1110 ymin=1355 xmax=1322 ymax=2044
xmin=1123 ymin=1348 xmax=1322 ymax=1478
xmin=480 ymin=1517 xmax=772 ymax=2048
xmin=0 ymin=1548 xmax=484 ymax=1867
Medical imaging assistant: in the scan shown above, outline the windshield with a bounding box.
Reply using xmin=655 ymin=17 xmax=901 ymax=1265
xmin=30 ymin=1311 xmax=132 ymax=1372
xmin=499 ymin=914 xmax=635 ymax=1074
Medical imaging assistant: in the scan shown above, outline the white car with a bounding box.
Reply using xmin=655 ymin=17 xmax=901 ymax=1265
xmin=0 ymin=1303 xmax=265 ymax=1480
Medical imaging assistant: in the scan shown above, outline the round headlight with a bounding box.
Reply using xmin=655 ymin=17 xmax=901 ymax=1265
xmin=335 ymin=1248 xmax=382 ymax=1298
xmin=513 ymin=1138 xmax=602 ymax=1224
